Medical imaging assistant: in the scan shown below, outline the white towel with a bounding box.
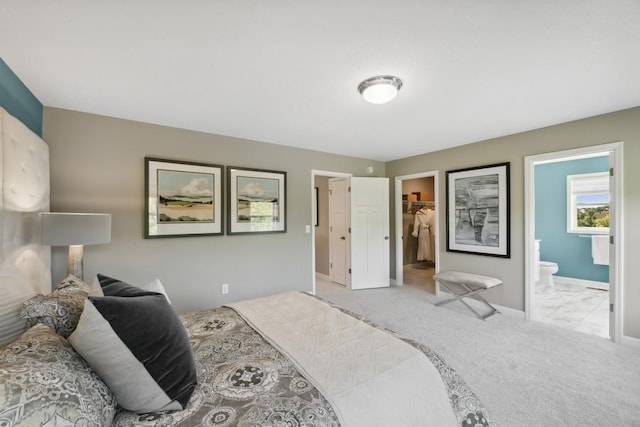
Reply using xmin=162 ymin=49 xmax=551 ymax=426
xmin=591 ymin=235 xmax=609 ymax=265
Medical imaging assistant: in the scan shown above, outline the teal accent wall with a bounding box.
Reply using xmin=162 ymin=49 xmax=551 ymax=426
xmin=0 ymin=58 xmax=43 ymax=136
xmin=535 ymin=156 xmax=609 ymax=282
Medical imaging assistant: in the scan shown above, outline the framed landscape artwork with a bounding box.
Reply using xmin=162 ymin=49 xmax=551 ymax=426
xmin=227 ymin=166 xmax=286 ymax=234
xmin=446 ymin=162 xmax=510 ymax=257
xmin=145 ymin=157 xmax=223 ymax=238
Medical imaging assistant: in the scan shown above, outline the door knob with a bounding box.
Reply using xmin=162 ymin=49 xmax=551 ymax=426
xmin=340 ymin=236 xmax=346 ymax=240
xmin=384 ymin=236 xmax=389 ymax=240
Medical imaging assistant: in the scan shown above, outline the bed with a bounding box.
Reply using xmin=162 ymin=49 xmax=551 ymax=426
xmin=0 ymin=107 xmax=493 ymax=426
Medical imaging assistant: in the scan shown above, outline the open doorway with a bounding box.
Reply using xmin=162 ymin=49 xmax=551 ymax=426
xmin=525 ymin=142 xmax=624 ymax=342
xmin=394 ymin=171 xmax=439 ymax=294
xmin=311 ymin=170 xmax=351 ymax=295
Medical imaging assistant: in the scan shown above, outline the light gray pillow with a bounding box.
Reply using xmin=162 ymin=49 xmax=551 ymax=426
xmin=0 ymin=265 xmax=36 ymax=346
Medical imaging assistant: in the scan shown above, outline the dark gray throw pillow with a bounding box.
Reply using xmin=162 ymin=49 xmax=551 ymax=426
xmin=96 ymin=273 xmax=153 ymax=297
xmin=68 ymin=277 xmax=197 ymax=414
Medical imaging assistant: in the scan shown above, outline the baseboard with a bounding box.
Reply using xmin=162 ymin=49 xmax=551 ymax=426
xmin=621 ymin=335 xmax=640 ymax=351
xmin=554 ymin=276 xmax=609 ymax=291
xmin=494 ymin=303 xmax=526 ymax=319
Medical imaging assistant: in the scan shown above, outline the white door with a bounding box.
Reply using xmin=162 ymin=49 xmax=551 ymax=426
xmin=329 ymin=178 xmax=349 ymax=286
xmin=350 ymin=177 xmax=390 ymax=289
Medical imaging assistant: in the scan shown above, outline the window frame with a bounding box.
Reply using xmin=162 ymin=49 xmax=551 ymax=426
xmin=566 ymin=171 xmax=610 ymax=235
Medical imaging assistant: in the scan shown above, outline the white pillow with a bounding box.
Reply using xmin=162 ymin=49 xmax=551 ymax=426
xmin=90 ymin=276 xmax=171 ymax=303
xmin=0 ymin=265 xmax=37 ymax=346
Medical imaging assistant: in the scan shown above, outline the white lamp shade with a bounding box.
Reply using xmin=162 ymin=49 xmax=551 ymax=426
xmin=41 ymin=213 xmax=111 ymax=246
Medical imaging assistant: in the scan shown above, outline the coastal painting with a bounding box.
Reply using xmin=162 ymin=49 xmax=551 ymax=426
xmin=236 ymin=176 xmax=279 ymax=223
xmin=228 ymin=167 xmax=287 ymax=234
xmin=145 ymin=158 xmax=224 ymax=238
xmin=158 ymin=170 xmax=214 ymax=223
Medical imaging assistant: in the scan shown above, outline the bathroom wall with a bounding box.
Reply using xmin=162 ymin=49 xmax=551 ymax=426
xmin=535 ymin=156 xmax=609 ymax=283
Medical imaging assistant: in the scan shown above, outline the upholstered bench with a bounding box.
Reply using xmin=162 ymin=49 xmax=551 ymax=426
xmin=433 ymin=271 xmax=503 ymax=320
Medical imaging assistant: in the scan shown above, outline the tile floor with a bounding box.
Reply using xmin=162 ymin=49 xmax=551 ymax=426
xmin=534 ymin=280 xmax=609 ymax=338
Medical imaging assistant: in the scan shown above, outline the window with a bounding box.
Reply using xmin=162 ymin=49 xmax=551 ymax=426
xmin=566 ymin=172 xmax=609 ymax=234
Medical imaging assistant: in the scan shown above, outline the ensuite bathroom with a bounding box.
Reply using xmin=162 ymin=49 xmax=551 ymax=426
xmin=534 ymin=154 xmax=610 ymax=338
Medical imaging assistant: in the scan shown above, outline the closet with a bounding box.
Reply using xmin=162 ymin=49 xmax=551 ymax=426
xmin=402 ymin=177 xmax=436 ymax=292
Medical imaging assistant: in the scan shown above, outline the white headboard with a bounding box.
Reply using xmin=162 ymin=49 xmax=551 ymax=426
xmin=0 ymin=106 xmax=51 ymax=294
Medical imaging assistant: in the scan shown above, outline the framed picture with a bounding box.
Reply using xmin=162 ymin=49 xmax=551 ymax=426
xmin=446 ymin=162 xmax=510 ymax=257
xmin=145 ymin=157 xmax=223 ymax=238
xmin=227 ymin=166 xmax=286 ymax=234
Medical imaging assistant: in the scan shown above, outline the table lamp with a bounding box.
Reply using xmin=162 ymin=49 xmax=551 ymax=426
xmin=40 ymin=212 xmax=111 ymax=280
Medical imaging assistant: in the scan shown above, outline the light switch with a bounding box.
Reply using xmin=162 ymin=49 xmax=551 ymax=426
xmin=305 ymin=225 xmax=311 ymax=233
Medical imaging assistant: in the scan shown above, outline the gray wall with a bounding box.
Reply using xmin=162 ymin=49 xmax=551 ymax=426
xmin=43 ymin=107 xmax=384 ymax=313
xmin=386 ymin=107 xmax=640 ymax=338
xmin=314 ymin=176 xmax=330 ymax=275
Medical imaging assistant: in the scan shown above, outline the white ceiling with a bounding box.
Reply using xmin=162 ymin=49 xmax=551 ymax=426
xmin=1 ymin=1 xmax=639 ymax=162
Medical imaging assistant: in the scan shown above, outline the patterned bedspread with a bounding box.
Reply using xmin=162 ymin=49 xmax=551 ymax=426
xmin=113 ymin=295 xmax=492 ymax=427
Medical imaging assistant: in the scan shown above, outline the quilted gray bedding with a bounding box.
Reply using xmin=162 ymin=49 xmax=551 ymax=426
xmin=113 ymin=295 xmax=492 ymax=427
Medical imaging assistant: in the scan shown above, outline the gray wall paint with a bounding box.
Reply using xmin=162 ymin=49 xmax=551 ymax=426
xmin=43 ymin=107 xmax=384 ymax=313
xmin=314 ymin=176 xmax=329 ymax=275
xmin=386 ymin=107 xmax=640 ymax=339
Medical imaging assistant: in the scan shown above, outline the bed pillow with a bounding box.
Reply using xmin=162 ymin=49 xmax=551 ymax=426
xmin=90 ymin=274 xmax=172 ymax=303
xmin=68 ymin=284 xmax=196 ymax=414
xmin=0 ymin=324 xmax=116 ymax=426
xmin=21 ymin=275 xmax=90 ymax=338
xmin=0 ymin=265 xmax=37 ymax=346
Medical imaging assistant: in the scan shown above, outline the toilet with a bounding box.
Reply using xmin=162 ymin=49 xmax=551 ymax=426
xmin=535 ymin=240 xmax=558 ymax=286
xmin=538 ymin=261 xmax=559 ymax=286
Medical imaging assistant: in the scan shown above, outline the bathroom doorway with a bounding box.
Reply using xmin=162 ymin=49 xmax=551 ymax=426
xmin=524 ymin=143 xmax=624 ymax=342
xmin=394 ymin=171 xmax=439 ymax=294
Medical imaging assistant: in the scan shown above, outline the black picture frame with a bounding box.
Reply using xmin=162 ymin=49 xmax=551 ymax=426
xmin=446 ymin=162 xmax=510 ymax=257
xmin=227 ymin=166 xmax=287 ymax=235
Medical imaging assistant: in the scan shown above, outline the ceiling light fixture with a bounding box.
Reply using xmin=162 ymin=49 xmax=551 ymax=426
xmin=357 ymin=75 xmax=403 ymax=104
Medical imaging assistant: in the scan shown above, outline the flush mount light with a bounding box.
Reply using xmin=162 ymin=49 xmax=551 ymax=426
xmin=357 ymin=75 xmax=403 ymax=104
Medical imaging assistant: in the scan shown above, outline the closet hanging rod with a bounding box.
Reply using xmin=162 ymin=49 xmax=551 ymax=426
xmin=402 ymin=200 xmax=435 ymax=205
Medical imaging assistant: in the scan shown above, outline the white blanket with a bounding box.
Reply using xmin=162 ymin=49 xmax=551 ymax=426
xmin=227 ymin=292 xmax=457 ymax=427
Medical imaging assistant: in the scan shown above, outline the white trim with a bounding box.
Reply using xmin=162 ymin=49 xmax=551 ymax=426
xmin=553 ymin=276 xmax=609 ymax=291
xmin=621 ymin=335 xmax=640 ymax=351
xmin=611 ymin=143 xmax=625 ymax=344
xmin=524 ymin=142 xmax=624 ymax=343
xmin=310 ymin=170 xmax=353 ymax=296
xmin=393 ymin=171 xmax=440 ymax=296
xmin=566 ymin=172 xmax=610 ymax=234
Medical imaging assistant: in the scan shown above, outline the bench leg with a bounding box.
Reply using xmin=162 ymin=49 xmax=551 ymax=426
xmin=434 ymin=281 xmax=500 ymax=320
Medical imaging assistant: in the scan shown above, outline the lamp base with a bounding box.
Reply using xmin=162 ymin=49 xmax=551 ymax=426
xmin=67 ymin=245 xmax=84 ymax=280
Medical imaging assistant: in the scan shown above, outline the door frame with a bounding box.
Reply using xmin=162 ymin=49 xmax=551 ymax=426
xmin=394 ymin=170 xmax=440 ymax=292
xmin=311 ymin=170 xmax=352 ymax=295
xmin=524 ymin=142 xmax=624 ymax=343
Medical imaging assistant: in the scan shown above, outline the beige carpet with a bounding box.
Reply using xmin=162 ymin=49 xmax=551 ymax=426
xmin=316 ymin=279 xmax=640 ymax=426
